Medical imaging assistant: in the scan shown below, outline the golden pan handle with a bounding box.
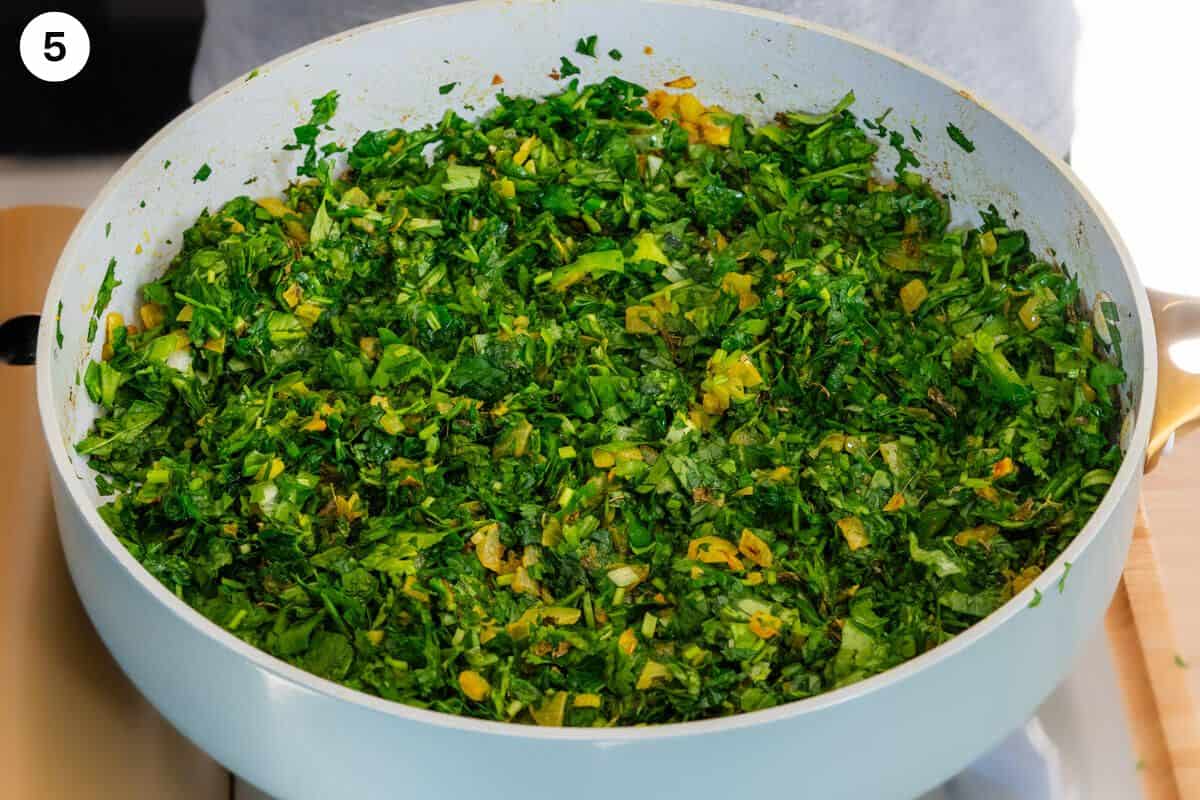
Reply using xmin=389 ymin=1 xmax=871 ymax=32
xmin=1147 ymin=288 xmax=1200 ymax=465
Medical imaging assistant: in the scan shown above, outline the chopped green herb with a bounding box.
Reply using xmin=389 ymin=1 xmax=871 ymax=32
xmin=947 ymin=123 xmax=976 ymax=153
xmin=163 ymin=160 xmax=172 ymax=170
xmin=888 ymin=130 xmax=920 ymax=176
xmin=246 ymin=68 xmax=259 ymax=81
xmin=1029 ymin=588 xmax=1043 ymax=608
xmin=784 ymin=90 xmax=855 ymax=126
xmin=910 ymin=125 xmax=923 ymax=142
xmin=1059 ymin=561 xmax=1072 ymax=593
xmin=607 ymin=48 xmax=623 ymax=61
xmin=575 ymin=35 xmax=598 ymax=57
xmin=105 ymin=222 xmax=111 ymax=238
xmin=192 ymin=163 xmax=212 ymax=183
xmin=438 ymin=82 xmax=458 ymax=95
xmin=558 ymin=56 xmax=581 ymax=77
xmin=77 ymin=78 xmax=1124 ymax=727
xmin=86 ymin=258 xmax=120 ymax=343
xmin=55 ymin=300 xmax=64 ymax=348
xmin=754 ymin=91 xmax=765 ymax=104
xmin=286 ymin=91 xmax=341 ymax=180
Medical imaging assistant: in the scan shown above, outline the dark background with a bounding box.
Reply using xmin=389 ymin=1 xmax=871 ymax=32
xmin=2 ymin=0 xmax=204 ymax=154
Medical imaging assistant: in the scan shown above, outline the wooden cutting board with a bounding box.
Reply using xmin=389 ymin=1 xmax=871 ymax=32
xmin=0 ymin=206 xmax=230 ymax=800
xmin=0 ymin=204 xmax=1195 ymax=799
xmin=1109 ymin=505 xmax=1200 ymax=800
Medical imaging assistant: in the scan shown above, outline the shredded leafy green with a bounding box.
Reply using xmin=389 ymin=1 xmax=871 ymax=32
xmin=86 ymin=258 xmax=121 ymax=343
xmin=947 ymin=123 xmax=976 ymax=153
xmin=558 ymin=57 xmax=581 ymax=77
xmin=287 ymin=91 xmax=343 ymax=180
xmin=78 ymin=76 xmax=1124 ymax=726
xmin=784 ymin=90 xmax=855 ymax=126
xmin=193 ymin=163 xmax=212 ymax=183
xmin=576 ymin=35 xmax=598 ymax=57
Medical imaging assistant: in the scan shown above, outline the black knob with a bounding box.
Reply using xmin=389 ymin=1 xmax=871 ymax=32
xmin=0 ymin=315 xmax=40 ymax=365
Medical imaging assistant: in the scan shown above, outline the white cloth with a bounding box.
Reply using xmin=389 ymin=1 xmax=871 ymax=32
xmin=190 ymin=0 xmax=1078 ymax=155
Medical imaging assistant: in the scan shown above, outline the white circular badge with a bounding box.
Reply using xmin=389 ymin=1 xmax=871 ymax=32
xmin=19 ymin=12 xmax=90 ymax=83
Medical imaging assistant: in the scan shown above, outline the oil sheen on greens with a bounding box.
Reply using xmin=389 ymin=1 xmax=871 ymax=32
xmin=79 ymin=76 xmax=1124 ymax=727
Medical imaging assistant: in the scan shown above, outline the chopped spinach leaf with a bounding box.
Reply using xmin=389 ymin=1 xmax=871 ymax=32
xmin=86 ymin=258 xmax=120 ymax=343
xmin=558 ymin=56 xmax=581 ymax=77
xmin=77 ymin=78 xmax=1125 ymax=727
xmin=947 ymin=123 xmax=976 ymax=153
xmin=576 ymin=35 xmax=598 ymax=57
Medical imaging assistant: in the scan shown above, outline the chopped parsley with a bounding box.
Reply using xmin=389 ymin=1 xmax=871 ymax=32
xmin=192 ymin=163 xmax=212 ymax=183
xmin=575 ymin=35 xmax=598 ymax=57
xmin=558 ymin=56 xmax=581 ymax=77
xmin=608 ymin=48 xmax=623 ymax=61
xmin=288 ymin=91 xmax=341 ymax=179
xmin=888 ymin=130 xmax=921 ymax=175
xmin=55 ymin=300 xmax=64 ymax=348
xmin=77 ymin=77 xmax=1125 ymax=727
xmin=438 ymin=82 xmax=458 ymax=95
xmin=947 ymin=123 xmax=976 ymax=153
xmin=86 ymin=258 xmax=120 ymax=343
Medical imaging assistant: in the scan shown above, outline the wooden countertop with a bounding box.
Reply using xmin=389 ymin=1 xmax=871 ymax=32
xmin=1138 ymin=437 xmax=1200 ymax=799
xmin=0 ymin=206 xmax=230 ymax=800
xmin=1144 ymin=441 xmax=1200 ymax=700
